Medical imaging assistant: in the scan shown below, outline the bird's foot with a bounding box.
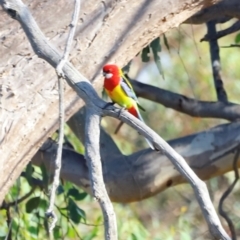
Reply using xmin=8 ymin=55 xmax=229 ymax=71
xmin=104 ymin=101 xmax=115 ymax=109
xmin=118 ymin=107 xmax=127 ymax=118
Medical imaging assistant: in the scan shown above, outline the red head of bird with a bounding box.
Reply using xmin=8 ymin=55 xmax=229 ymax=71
xmin=103 ymin=64 xmax=122 ymax=91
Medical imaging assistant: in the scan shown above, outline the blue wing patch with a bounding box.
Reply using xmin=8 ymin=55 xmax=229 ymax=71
xmin=120 ymin=75 xmax=145 ymax=111
xmin=120 ymin=78 xmax=139 ymax=102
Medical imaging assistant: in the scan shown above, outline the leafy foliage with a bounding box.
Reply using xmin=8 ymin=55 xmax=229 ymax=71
xmin=26 ymin=196 xmax=41 ymax=213
xmin=141 ymin=37 xmax=165 ymax=79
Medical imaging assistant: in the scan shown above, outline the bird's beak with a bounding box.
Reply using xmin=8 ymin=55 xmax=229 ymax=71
xmin=103 ymin=72 xmax=106 ymax=77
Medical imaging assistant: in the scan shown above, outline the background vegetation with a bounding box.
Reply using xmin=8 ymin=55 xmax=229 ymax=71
xmin=1 ymin=20 xmax=240 ymax=239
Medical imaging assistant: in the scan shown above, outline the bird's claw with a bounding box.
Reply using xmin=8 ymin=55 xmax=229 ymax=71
xmin=104 ymin=102 xmax=115 ymax=109
xmin=118 ymin=107 xmax=126 ymax=118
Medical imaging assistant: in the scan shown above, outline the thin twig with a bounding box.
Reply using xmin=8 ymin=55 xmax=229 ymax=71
xmin=218 ymin=147 xmax=240 ymax=240
xmin=114 ymin=121 xmax=124 ymax=134
xmin=221 ymin=44 xmax=240 ymax=48
xmin=207 ymin=20 xmax=228 ymax=102
xmin=45 ymin=75 xmax=64 ymax=231
xmin=56 ymin=0 xmax=80 ymax=77
xmin=54 ymin=205 xmax=83 ymax=240
xmin=46 ymin=0 xmax=80 ymax=232
xmin=1 ymin=187 xmax=36 ymax=209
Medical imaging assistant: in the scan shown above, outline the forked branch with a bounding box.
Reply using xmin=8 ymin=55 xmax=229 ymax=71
xmin=46 ymin=0 xmax=80 ymax=232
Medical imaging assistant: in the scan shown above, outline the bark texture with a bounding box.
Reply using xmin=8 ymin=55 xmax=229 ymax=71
xmin=33 ymin=118 xmax=240 ymax=203
xmin=0 ymin=0 xmax=230 ymax=203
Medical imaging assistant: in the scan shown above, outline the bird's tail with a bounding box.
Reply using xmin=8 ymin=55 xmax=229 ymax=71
xmin=128 ymin=105 xmax=154 ymax=150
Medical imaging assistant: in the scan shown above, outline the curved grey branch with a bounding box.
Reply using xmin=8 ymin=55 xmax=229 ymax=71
xmin=105 ymin=106 xmax=230 ymax=239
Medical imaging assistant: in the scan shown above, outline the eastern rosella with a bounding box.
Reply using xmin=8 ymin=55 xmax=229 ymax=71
xmin=103 ymin=64 xmax=154 ymax=149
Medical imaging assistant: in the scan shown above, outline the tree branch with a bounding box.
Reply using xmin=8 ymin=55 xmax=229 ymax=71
xmin=218 ymin=148 xmax=240 ymax=240
xmin=130 ymin=80 xmax=239 ymax=121
xmin=1 ymin=187 xmax=36 ymax=209
xmin=185 ymin=0 xmax=240 ymax=24
xmin=221 ymin=44 xmax=240 ymax=48
xmin=201 ymin=20 xmax=240 ymax=42
xmin=32 ymin=121 xmax=240 ymax=203
xmin=105 ymin=107 xmax=231 ymax=239
xmin=46 ymin=0 xmax=81 ymax=232
xmin=85 ymin=107 xmax=117 ymax=240
xmin=33 ymin=122 xmax=240 ymax=239
xmin=207 ymin=20 xmax=228 ymax=102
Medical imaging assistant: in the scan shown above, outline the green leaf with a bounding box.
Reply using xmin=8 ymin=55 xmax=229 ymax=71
xmin=67 ymin=188 xmax=87 ymax=201
xmin=76 ymin=207 xmax=86 ymax=222
xmin=150 ymin=37 xmax=164 ymax=79
xmin=163 ymin=34 xmax=170 ymax=51
xmin=28 ymin=226 xmax=38 ymax=237
xmin=150 ymin=37 xmax=161 ymax=52
xmin=68 ymin=198 xmax=81 ymax=224
xmin=235 ymin=33 xmax=240 ymax=43
xmin=53 ymin=226 xmax=61 ymax=239
xmin=43 ymin=218 xmax=49 ymax=235
xmin=141 ymin=46 xmax=150 ymax=62
xmin=40 ymin=164 xmax=49 ymax=190
xmin=67 ymin=198 xmax=86 ymax=224
xmin=39 ymin=198 xmax=48 ymax=212
xmin=67 ymin=188 xmax=79 ymax=197
xmin=122 ymin=61 xmax=132 ymax=74
xmin=75 ymin=192 xmax=88 ymax=201
xmin=26 ymin=196 xmax=40 ymax=213
xmin=131 ymin=233 xmax=138 ymax=240
xmin=22 ymin=163 xmax=34 ymax=186
xmin=57 ymin=185 xmax=64 ymax=195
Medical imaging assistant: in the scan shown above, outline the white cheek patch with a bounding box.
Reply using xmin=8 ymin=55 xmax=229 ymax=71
xmin=105 ymin=73 xmax=113 ymax=79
